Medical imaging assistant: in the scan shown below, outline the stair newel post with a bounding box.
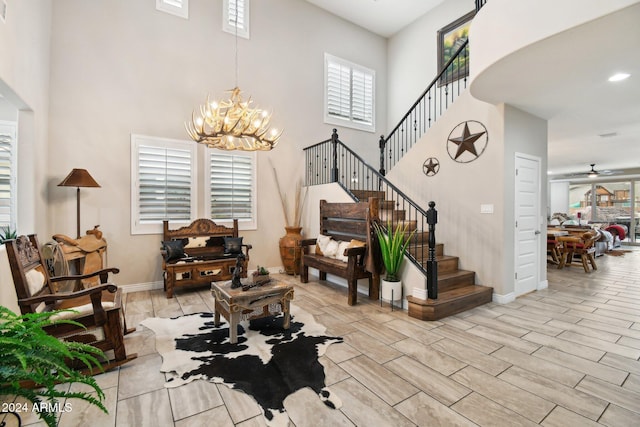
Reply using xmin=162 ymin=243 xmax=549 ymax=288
xmin=331 ymin=128 xmax=339 ymax=183
xmin=426 ymin=201 xmax=438 ymax=299
xmin=378 ymin=135 xmax=386 ymax=177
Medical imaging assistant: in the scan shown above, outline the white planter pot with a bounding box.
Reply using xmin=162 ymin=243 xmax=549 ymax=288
xmin=381 ymin=278 xmax=402 ymax=302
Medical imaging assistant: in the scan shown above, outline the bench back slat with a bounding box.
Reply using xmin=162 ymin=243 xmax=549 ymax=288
xmin=319 ymin=198 xmax=379 ymax=242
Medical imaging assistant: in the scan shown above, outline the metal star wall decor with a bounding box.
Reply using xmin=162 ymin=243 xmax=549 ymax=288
xmin=446 ymin=120 xmax=488 ymax=163
xmin=422 ymin=157 xmax=440 ymax=177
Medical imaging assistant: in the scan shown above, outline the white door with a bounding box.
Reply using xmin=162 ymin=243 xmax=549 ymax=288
xmin=515 ymin=154 xmax=541 ymax=296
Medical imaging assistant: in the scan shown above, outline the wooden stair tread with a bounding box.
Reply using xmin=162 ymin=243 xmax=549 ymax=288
xmin=407 ymin=285 xmax=493 ymax=321
xmin=408 ymin=285 xmax=492 ymax=304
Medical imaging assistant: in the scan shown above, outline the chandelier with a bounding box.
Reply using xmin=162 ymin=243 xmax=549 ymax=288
xmin=185 ymin=12 xmax=282 ymax=151
xmin=185 ymin=87 xmax=282 ymax=151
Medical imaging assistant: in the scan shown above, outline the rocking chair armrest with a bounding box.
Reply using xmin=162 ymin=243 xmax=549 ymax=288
xmin=50 ymin=267 xmax=120 ymax=283
xmin=17 ymin=283 xmax=118 ymax=306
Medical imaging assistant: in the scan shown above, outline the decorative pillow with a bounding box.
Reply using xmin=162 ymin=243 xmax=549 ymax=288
xmin=25 ymin=266 xmax=46 ymax=296
xmin=336 ymin=241 xmax=351 ymax=262
xmin=184 ymin=237 xmax=209 ymax=248
xmin=162 ymin=240 xmax=185 ymax=262
xmin=348 ymin=239 xmax=366 ymax=248
xmin=316 ymin=234 xmax=331 ymax=256
xmin=224 ymin=237 xmax=243 ymax=255
xmin=323 ymin=239 xmax=340 ymax=258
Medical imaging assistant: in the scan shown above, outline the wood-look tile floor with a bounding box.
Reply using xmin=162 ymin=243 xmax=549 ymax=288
xmin=20 ymin=248 xmax=640 ymax=426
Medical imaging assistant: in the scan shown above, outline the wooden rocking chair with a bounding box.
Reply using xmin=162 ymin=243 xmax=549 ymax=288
xmin=5 ymin=235 xmax=137 ymax=371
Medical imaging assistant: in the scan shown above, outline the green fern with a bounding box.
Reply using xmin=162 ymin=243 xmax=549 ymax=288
xmin=0 ymin=306 xmax=107 ymax=427
xmin=373 ymin=221 xmax=415 ymax=282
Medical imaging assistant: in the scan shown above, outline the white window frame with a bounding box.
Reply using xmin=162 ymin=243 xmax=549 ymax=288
xmin=324 ymin=53 xmax=376 ymax=133
xmin=0 ymin=120 xmax=17 ymax=230
xmin=156 ymin=0 xmax=189 ymax=20
xmin=223 ymin=0 xmax=250 ymax=39
xmin=205 ymin=149 xmax=257 ymax=231
xmin=131 ymin=134 xmax=197 ymax=235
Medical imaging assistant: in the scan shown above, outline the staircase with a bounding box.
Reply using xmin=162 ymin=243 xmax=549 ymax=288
xmin=352 ymin=190 xmax=492 ymax=320
xmin=302 ymin=2 xmax=491 ymax=320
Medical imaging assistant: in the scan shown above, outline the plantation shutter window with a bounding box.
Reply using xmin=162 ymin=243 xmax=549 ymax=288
xmin=208 ymin=150 xmax=256 ymax=229
xmin=0 ymin=122 xmax=16 ymax=229
xmin=324 ymin=53 xmax=375 ymax=132
xmin=223 ymin=0 xmax=250 ymax=39
xmin=155 ymin=0 xmax=189 ymax=19
xmin=131 ymin=135 xmax=196 ymax=234
xmin=326 ymin=61 xmax=351 ymax=119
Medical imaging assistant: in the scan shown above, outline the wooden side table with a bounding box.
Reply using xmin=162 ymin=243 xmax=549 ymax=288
xmin=211 ymin=279 xmax=294 ymax=344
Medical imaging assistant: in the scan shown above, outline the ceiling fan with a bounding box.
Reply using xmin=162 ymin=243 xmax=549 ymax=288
xmin=580 ymin=163 xmax=619 ymax=178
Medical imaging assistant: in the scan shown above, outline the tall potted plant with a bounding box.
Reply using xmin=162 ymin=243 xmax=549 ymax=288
xmin=373 ymin=221 xmax=415 ymax=302
xmin=0 ymin=306 xmax=107 ymax=427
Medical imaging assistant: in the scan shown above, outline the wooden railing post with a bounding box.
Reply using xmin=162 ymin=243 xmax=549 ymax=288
xmin=427 ymin=201 xmax=438 ymax=299
xmin=331 ymin=128 xmax=339 ymax=183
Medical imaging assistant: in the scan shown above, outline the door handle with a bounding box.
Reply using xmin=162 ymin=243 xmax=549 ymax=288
xmin=534 ymin=230 xmax=541 ymax=235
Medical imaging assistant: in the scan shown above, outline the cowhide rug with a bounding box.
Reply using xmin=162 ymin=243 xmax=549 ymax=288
xmin=141 ymin=305 xmax=343 ymax=427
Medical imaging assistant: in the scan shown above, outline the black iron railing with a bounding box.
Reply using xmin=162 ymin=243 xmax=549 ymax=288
xmin=304 ymin=129 xmax=439 ymax=299
xmin=379 ymin=38 xmax=470 ymax=175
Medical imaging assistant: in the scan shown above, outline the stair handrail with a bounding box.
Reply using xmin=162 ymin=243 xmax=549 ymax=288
xmin=304 ymin=129 xmax=439 ymax=299
xmin=379 ymin=37 xmax=470 ymax=176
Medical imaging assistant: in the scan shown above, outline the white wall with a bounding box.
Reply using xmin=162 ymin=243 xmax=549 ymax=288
xmin=0 ymin=0 xmax=52 ymax=310
xmin=549 ymin=181 xmax=570 ymax=217
xmin=385 ymin=91 xmax=509 ymax=295
xmin=386 ymin=0 xmax=473 ymax=128
xmin=45 ymin=0 xmax=387 ymax=288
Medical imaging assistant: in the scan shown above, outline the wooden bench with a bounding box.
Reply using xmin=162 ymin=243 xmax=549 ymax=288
xmin=161 ymin=219 xmax=251 ymax=298
xmin=300 ymin=198 xmax=380 ymax=305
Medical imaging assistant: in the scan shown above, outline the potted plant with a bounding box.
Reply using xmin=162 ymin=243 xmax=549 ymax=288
xmin=252 ymin=265 xmax=270 ymax=284
xmin=373 ymin=221 xmax=415 ymax=302
xmin=0 ymin=226 xmax=17 ymax=243
xmin=0 ymin=306 xmax=108 ymax=427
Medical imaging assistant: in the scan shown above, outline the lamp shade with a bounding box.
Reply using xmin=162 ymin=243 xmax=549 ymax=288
xmin=58 ymin=169 xmax=101 ymax=188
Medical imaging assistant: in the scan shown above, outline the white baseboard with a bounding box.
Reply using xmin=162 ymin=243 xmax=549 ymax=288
xmin=538 ymin=280 xmax=549 ymax=290
xmin=121 ymin=281 xmax=163 ymax=293
xmin=492 ymin=292 xmax=516 ymax=304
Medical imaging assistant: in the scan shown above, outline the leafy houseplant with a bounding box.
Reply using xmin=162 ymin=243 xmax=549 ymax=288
xmin=0 ymin=306 xmax=107 ymax=427
xmin=0 ymin=226 xmax=17 ymax=243
xmin=373 ymin=221 xmax=415 ymax=282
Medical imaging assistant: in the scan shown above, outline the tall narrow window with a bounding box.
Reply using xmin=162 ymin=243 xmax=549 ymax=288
xmin=131 ymin=134 xmax=196 ymax=234
xmin=324 ymin=53 xmax=375 ymax=132
xmin=223 ymin=0 xmax=250 ymax=39
xmin=155 ymin=0 xmax=189 ymax=19
xmin=207 ymin=150 xmax=256 ymax=230
xmin=0 ymin=121 xmax=16 ymax=229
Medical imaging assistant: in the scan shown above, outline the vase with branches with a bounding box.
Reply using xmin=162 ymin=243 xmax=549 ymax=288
xmin=271 ymin=161 xmax=307 ymax=275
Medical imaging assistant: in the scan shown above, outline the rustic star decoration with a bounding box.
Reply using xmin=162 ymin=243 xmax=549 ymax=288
xmin=422 ymin=157 xmax=440 ymax=177
xmin=447 ymin=120 xmax=488 ymax=163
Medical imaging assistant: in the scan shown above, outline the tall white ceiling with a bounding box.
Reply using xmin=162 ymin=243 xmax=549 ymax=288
xmin=304 ymin=0 xmax=444 ymax=37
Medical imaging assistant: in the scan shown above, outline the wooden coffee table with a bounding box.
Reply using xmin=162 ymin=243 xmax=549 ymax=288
xmin=211 ymin=279 xmax=294 ymax=344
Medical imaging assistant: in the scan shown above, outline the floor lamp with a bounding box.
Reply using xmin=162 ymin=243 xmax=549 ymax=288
xmin=58 ymin=168 xmax=101 ymax=238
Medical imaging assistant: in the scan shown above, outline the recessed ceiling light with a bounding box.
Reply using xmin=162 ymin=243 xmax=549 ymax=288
xmin=608 ymin=73 xmax=630 ymax=82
